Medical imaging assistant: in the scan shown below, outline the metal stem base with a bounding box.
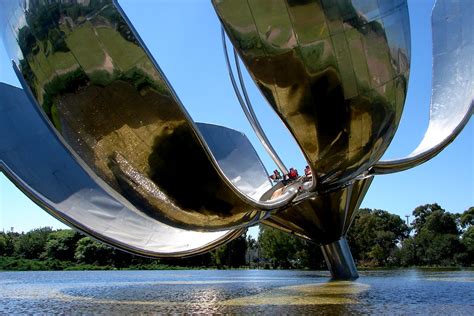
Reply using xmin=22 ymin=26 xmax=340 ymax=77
xmin=321 ymin=238 xmax=359 ymax=280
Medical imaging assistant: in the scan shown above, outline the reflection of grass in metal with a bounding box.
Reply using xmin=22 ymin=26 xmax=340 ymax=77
xmin=66 ymin=22 xmax=105 ymax=70
xmin=35 ymin=42 xmax=77 ymax=73
xmin=223 ymin=282 xmax=369 ymax=306
xmin=287 ymin=3 xmax=329 ymax=44
xmin=51 ymin=104 xmax=62 ymax=133
xmin=95 ymin=27 xmax=145 ymax=72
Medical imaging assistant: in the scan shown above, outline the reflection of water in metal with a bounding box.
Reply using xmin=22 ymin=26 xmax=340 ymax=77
xmin=0 ymin=0 xmax=472 ymax=280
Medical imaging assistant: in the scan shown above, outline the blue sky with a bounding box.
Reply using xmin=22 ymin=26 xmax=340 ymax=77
xmin=0 ymin=0 xmax=472 ymax=233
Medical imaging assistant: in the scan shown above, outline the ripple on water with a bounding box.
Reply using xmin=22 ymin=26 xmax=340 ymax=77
xmin=0 ymin=270 xmax=473 ymax=314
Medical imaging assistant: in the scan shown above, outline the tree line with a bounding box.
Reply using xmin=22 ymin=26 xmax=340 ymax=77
xmin=0 ymin=204 xmax=472 ymax=270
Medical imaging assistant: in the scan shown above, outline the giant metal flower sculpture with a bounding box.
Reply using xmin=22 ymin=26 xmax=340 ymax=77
xmin=0 ymin=0 xmax=472 ymax=279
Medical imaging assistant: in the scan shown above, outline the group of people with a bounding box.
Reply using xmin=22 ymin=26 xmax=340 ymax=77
xmin=268 ymin=165 xmax=312 ymax=184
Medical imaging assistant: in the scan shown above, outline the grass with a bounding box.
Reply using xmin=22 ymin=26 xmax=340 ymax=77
xmin=35 ymin=41 xmax=77 ymax=73
xmin=65 ymin=22 xmax=105 ymax=70
xmin=95 ymin=27 xmax=145 ymax=72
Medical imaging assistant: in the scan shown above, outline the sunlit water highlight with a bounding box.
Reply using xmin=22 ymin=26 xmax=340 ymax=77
xmin=0 ymin=269 xmax=473 ymax=314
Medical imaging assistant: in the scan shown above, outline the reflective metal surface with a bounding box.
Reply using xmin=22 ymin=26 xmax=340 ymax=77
xmin=222 ymin=29 xmax=289 ymax=176
xmin=213 ymin=0 xmax=411 ymax=189
xmin=263 ymin=176 xmax=373 ymax=244
xmin=373 ymin=0 xmax=474 ymax=174
xmin=1 ymin=0 xmax=472 ymax=280
xmin=0 ymin=82 xmax=243 ymax=257
xmin=196 ymin=123 xmax=273 ymax=201
xmin=321 ymin=238 xmax=359 ymax=280
xmin=0 ymin=0 xmax=289 ymax=232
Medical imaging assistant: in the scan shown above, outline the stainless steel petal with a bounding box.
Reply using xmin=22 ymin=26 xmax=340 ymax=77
xmin=196 ymin=123 xmax=273 ymax=201
xmin=213 ymin=0 xmax=411 ymax=190
xmin=373 ymin=0 xmax=474 ymax=174
xmin=0 ymin=0 xmax=286 ymax=231
xmin=0 ymin=82 xmax=244 ymax=257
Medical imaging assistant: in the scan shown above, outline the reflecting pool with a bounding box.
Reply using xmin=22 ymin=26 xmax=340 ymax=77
xmin=0 ymin=269 xmax=473 ymax=314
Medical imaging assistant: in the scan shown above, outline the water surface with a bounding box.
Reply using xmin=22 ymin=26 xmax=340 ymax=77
xmin=1 ymin=269 xmax=473 ymax=314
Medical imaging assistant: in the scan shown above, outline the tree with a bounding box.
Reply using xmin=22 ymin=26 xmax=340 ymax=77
xmin=213 ymin=234 xmax=248 ymax=268
xmin=412 ymin=203 xmax=444 ymax=233
xmin=2 ymin=232 xmax=19 ymax=256
xmin=0 ymin=234 xmax=6 ymax=256
xmin=460 ymin=207 xmax=474 ymax=229
xmin=44 ymin=229 xmax=82 ymax=261
xmin=411 ymin=206 xmax=463 ymax=266
xmin=258 ymin=225 xmax=326 ymax=269
xmin=74 ymin=237 xmax=114 ymax=266
xmin=456 ymin=206 xmax=473 ymax=265
xmin=347 ymin=208 xmax=409 ymax=266
xmin=398 ymin=238 xmax=417 ymax=266
xmin=245 ymin=235 xmax=259 ymax=267
xmin=293 ymin=240 xmax=325 ymax=269
xmin=460 ymin=226 xmax=474 ymax=265
xmin=14 ymin=227 xmax=53 ymax=259
xmin=259 ymin=225 xmax=298 ymax=268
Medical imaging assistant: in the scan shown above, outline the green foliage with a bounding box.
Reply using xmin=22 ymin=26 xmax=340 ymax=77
xmin=416 ymin=233 xmax=462 ymax=266
xmin=412 ymin=203 xmax=444 ymax=233
xmin=460 ymin=207 xmax=474 ymax=228
xmin=397 ymin=204 xmax=468 ymax=267
xmin=1 ymin=232 xmax=18 ymax=256
xmin=0 ymin=257 xmax=68 ymax=271
xmin=293 ymin=241 xmax=325 ymax=269
xmin=18 ymin=27 xmax=38 ymax=57
xmin=26 ymin=3 xmax=60 ymax=42
xmin=74 ymin=237 xmax=114 ymax=266
xmin=422 ymin=209 xmax=459 ymax=235
xmin=47 ymin=28 xmax=70 ymax=53
xmin=397 ymin=238 xmax=417 ymax=266
xmin=460 ymin=227 xmax=474 ymax=264
xmin=258 ymin=225 xmax=324 ymax=269
xmin=119 ymin=68 xmax=170 ymax=96
xmin=1 ymin=204 xmax=472 ymax=271
xmin=259 ymin=225 xmax=299 ymax=268
xmin=42 ymin=68 xmax=89 ymax=122
xmin=0 ymin=235 xmax=6 ymax=256
xmin=45 ymin=229 xmax=82 ymax=261
xmin=347 ymin=208 xmax=409 ymax=266
xmin=64 ymin=264 xmax=115 ymax=271
xmin=88 ymin=70 xmax=116 ymax=87
xmin=213 ymin=235 xmax=248 ymax=268
xmin=14 ymin=227 xmax=53 ymax=259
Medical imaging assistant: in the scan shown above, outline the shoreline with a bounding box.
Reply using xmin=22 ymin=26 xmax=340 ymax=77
xmin=1 ymin=257 xmax=472 ymax=272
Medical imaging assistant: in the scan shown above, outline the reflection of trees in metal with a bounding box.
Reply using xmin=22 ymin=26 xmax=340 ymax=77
xmin=0 ymin=82 xmax=245 ymax=257
xmin=0 ymin=0 xmax=472 ymax=280
xmin=6 ymin=0 xmax=273 ymax=232
xmin=214 ymin=0 xmax=410 ymax=188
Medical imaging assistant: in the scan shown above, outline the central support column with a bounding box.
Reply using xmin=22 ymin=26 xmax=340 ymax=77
xmin=321 ymin=237 xmax=358 ymax=280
